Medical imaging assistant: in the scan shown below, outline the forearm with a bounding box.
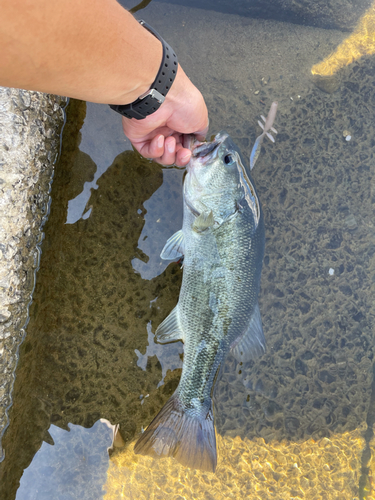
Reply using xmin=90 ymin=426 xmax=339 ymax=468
xmin=0 ymin=0 xmax=162 ymax=104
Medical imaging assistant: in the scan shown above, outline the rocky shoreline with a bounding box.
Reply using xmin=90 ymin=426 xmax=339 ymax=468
xmin=0 ymin=88 xmax=66 ymax=460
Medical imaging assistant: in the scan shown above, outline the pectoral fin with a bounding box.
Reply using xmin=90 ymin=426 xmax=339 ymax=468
xmin=156 ymin=305 xmax=185 ymax=343
xmin=230 ymin=303 xmax=266 ymax=362
xmin=193 ymin=211 xmax=214 ymax=233
xmin=160 ymin=230 xmax=184 ymax=260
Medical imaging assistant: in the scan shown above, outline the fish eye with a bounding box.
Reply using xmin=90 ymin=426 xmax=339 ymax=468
xmin=224 ymin=154 xmax=235 ymax=165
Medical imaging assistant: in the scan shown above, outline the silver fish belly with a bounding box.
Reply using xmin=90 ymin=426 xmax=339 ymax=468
xmin=134 ymin=131 xmax=266 ymax=472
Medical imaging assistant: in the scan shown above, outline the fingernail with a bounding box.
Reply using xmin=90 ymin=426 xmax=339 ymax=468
xmin=167 ymin=142 xmax=174 ymax=153
xmin=181 ymin=153 xmax=191 ymax=163
xmin=157 ymin=136 xmax=164 ymax=148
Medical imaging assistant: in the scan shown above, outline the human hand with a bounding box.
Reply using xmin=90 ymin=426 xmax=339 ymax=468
xmin=122 ymin=67 xmax=209 ymax=166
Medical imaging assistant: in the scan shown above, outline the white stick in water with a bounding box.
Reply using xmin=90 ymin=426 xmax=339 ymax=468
xmin=250 ymin=101 xmax=278 ymax=170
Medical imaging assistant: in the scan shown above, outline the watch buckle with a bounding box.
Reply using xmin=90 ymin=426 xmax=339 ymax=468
xmin=138 ymin=88 xmax=165 ymax=104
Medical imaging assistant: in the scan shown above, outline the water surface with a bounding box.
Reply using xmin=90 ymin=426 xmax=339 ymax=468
xmin=1 ymin=0 xmax=375 ymax=498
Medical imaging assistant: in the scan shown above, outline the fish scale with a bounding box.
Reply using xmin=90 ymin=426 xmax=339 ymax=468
xmin=177 ymin=203 xmax=263 ymax=404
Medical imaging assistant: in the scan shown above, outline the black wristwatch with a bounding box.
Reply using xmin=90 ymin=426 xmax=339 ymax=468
xmin=109 ymin=20 xmax=178 ymax=120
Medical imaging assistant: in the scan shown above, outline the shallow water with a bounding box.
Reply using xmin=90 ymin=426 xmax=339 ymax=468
xmin=1 ymin=0 xmax=375 ymax=498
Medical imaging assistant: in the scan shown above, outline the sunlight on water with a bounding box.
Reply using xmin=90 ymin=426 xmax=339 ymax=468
xmin=312 ymin=1 xmax=375 ymax=77
xmin=103 ymin=427 xmax=366 ymax=499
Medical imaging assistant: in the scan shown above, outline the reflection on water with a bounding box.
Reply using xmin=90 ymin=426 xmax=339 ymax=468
xmin=1 ymin=0 xmax=375 ymax=498
xmin=66 ymin=103 xmax=131 ymax=224
xmin=16 ymin=421 xmax=113 ymax=500
xmin=135 ymin=321 xmax=183 ymax=388
xmin=131 ymin=167 xmax=184 ymax=280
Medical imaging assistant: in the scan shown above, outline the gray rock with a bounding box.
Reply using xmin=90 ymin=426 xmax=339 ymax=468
xmin=0 ymin=87 xmax=67 ymax=460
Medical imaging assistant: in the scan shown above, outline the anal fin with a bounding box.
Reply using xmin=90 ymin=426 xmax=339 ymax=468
xmin=230 ymin=303 xmax=266 ymax=362
xmin=156 ymin=305 xmax=184 ymax=343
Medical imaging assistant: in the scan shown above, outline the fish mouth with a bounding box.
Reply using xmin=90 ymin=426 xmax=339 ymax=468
xmin=184 ymin=132 xmax=228 ymax=164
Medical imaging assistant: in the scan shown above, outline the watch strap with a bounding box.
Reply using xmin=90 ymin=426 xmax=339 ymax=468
xmin=110 ymin=20 xmax=178 ymax=120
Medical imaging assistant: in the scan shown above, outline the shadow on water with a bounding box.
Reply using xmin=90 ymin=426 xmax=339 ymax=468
xmin=0 ymin=99 xmax=185 ymax=499
xmin=1 ymin=0 xmax=375 ymax=498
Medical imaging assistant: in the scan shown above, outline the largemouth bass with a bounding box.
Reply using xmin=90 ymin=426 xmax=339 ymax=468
xmin=134 ymin=131 xmax=266 ymax=472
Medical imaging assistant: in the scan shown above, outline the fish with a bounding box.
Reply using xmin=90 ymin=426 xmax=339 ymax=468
xmin=134 ymin=131 xmax=266 ymax=472
xmin=250 ymin=101 xmax=278 ymax=170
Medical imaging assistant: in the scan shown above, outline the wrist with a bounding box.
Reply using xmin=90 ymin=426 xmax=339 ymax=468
xmin=163 ymin=66 xmax=189 ymax=105
xmin=110 ymin=20 xmax=178 ymax=119
xmin=108 ymin=14 xmax=163 ymax=105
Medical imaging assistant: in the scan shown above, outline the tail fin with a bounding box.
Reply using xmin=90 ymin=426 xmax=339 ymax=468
xmin=134 ymin=395 xmax=217 ymax=472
